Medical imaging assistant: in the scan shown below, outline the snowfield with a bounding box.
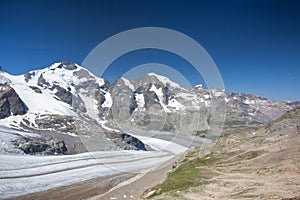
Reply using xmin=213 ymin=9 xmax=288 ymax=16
xmin=0 ymin=126 xmax=186 ymax=199
xmin=11 ymin=83 xmax=77 ymax=116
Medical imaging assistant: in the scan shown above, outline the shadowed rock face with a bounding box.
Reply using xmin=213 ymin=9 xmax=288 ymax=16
xmin=13 ymin=138 xmax=68 ymax=155
xmin=0 ymin=85 xmax=27 ymax=119
xmin=105 ymin=131 xmax=148 ymax=151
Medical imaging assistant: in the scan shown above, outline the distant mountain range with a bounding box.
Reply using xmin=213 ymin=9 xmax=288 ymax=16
xmin=0 ymin=61 xmax=299 ymax=154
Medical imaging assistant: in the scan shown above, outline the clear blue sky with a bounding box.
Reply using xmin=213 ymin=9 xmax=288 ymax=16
xmin=0 ymin=0 xmax=299 ymax=101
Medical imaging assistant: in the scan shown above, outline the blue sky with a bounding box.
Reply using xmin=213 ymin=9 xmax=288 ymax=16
xmin=0 ymin=0 xmax=299 ymax=101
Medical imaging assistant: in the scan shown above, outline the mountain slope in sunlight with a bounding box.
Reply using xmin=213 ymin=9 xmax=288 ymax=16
xmin=144 ymin=106 xmax=300 ymax=200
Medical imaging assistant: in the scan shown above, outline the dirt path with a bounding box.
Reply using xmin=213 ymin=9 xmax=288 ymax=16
xmin=90 ymin=153 xmax=185 ymax=200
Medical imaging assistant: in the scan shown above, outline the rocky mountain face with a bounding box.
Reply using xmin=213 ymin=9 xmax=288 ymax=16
xmin=0 ymin=85 xmax=27 ymax=119
xmin=12 ymin=138 xmax=67 ymax=155
xmin=111 ymin=73 xmax=299 ymax=138
xmin=0 ymin=62 xmax=299 ymax=154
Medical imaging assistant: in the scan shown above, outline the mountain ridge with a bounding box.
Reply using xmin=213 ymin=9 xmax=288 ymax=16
xmin=1 ymin=61 xmax=296 ymax=101
xmin=0 ymin=61 xmax=299 ymax=154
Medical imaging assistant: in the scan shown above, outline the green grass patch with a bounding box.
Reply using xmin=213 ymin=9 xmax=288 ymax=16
xmin=145 ymin=154 xmax=218 ymax=199
xmin=231 ymin=150 xmax=262 ymax=162
xmin=222 ymin=126 xmax=259 ymax=136
xmin=137 ymin=115 xmax=151 ymax=126
xmin=193 ymin=130 xmax=210 ymax=138
xmin=246 ymin=151 xmax=259 ymax=160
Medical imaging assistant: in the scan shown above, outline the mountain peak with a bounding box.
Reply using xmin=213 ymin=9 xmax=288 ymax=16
xmin=1 ymin=61 xmax=300 ymax=141
xmin=143 ymin=72 xmax=181 ymax=88
xmin=120 ymin=77 xmax=135 ymax=91
xmin=48 ymin=61 xmax=79 ymax=71
xmin=194 ymin=84 xmax=203 ymax=90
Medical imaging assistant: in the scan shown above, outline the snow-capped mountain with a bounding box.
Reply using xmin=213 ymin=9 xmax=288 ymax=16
xmin=0 ymin=61 xmax=299 ymax=154
xmin=0 ymin=62 xmax=148 ymax=153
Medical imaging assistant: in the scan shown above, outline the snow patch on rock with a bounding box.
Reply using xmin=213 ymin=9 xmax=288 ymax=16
xmin=135 ymin=93 xmax=145 ymax=109
xmin=168 ymin=99 xmax=184 ymax=111
xmin=150 ymin=84 xmax=170 ymax=112
xmin=121 ymin=77 xmax=135 ymax=91
xmin=102 ymin=92 xmax=113 ymax=108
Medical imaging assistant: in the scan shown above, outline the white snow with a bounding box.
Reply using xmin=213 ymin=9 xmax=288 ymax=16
xmin=48 ymin=62 xmax=62 ymax=70
xmin=194 ymin=84 xmax=203 ymax=88
xmin=205 ymin=101 xmax=211 ymax=107
xmin=213 ymin=91 xmax=225 ymax=97
xmin=147 ymin=73 xmax=180 ymax=88
xmin=78 ymin=77 xmax=88 ymax=82
xmin=102 ymin=92 xmax=113 ymax=108
xmin=78 ymin=94 xmax=99 ymax=119
xmin=0 ymin=73 xmax=24 ymax=85
xmin=174 ymin=92 xmax=203 ymax=106
xmin=95 ymin=77 xmax=105 ymax=87
xmin=203 ymin=94 xmax=211 ymax=99
xmin=0 ymin=123 xmax=188 ymax=199
xmin=0 ymin=126 xmax=41 ymax=154
xmin=98 ymin=120 xmax=120 ymax=132
xmin=121 ymin=77 xmax=135 ymax=91
xmin=0 ymin=113 xmax=78 ymax=137
xmin=0 ymin=150 xmax=174 ymax=199
xmin=46 ymin=62 xmax=105 ymax=88
xmin=0 ymin=126 xmax=187 ymax=199
xmin=176 ymin=92 xmax=197 ymax=100
xmin=249 ymin=112 xmax=255 ymax=116
xmin=0 ymin=113 xmax=38 ymax=129
xmin=135 ymin=93 xmax=145 ymax=109
xmin=0 ymin=115 xmax=25 ymax=128
xmin=149 ymin=84 xmax=170 ymax=112
xmin=130 ymin=134 xmax=187 ymax=155
xmin=2 ymin=62 xmax=105 ymax=96
xmin=244 ymin=99 xmax=255 ymax=104
xmin=0 ymin=63 xmax=105 ymax=117
xmin=168 ymin=99 xmax=184 ymax=111
xmin=38 ymin=67 xmax=75 ymax=92
xmin=10 ymin=84 xmax=77 ymax=116
xmin=0 ymin=74 xmax=11 ymax=84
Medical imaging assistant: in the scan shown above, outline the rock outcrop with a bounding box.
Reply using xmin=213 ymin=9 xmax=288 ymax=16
xmin=13 ymin=138 xmax=67 ymax=155
xmin=0 ymin=85 xmax=27 ymax=119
